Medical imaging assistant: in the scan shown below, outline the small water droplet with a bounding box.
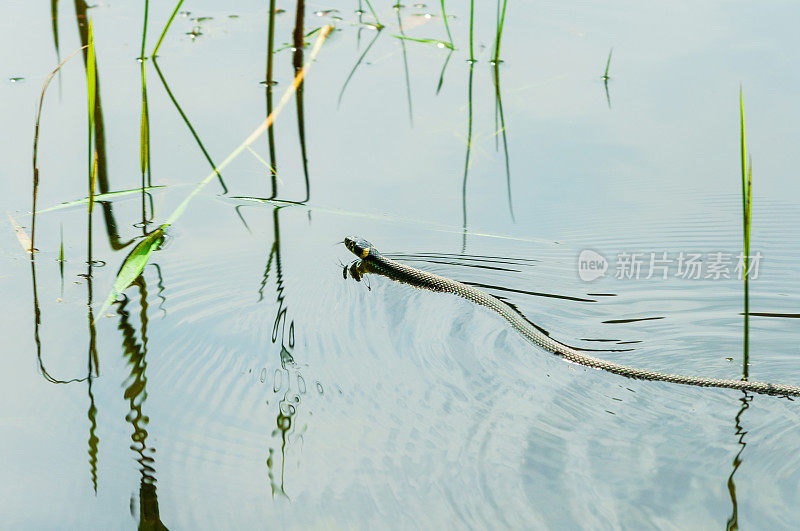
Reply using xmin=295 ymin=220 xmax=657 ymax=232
xmin=260 ymin=368 xmax=267 ymax=383
xmin=436 ymin=42 xmax=445 ymax=49
xmin=424 ymin=13 xmax=432 ymax=19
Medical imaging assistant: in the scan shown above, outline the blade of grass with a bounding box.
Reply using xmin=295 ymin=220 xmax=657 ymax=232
xmin=96 ymin=26 xmax=334 ymax=320
xmin=739 ymin=86 xmax=751 ymax=379
xmin=603 ymin=48 xmax=613 ymax=80
xmin=363 ymin=0 xmax=384 ymax=29
xmin=739 ymin=86 xmax=748 ymax=250
xmin=392 ymin=35 xmax=453 ymax=49
xmin=337 ymin=27 xmax=382 ymax=107
xmin=89 ymin=151 xmax=98 ymax=213
xmin=151 ymin=0 xmax=184 ymax=57
xmin=492 ymin=0 xmax=507 ymax=64
xmin=469 ymin=0 xmax=475 ymax=62
xmin=87 ymin=20 xmax=96 ymax=138
xmin=39 ymin=186 xmax=166 ymax=213
xmin=440 ymin=0 xmax=454 ymax=48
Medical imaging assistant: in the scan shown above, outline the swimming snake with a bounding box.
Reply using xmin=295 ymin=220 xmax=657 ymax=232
xmin=344 ymin=236 xmax=800 ymax=398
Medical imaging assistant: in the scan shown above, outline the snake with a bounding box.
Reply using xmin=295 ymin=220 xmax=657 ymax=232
xmin=344 ymin=236 xmax=800 ymax=398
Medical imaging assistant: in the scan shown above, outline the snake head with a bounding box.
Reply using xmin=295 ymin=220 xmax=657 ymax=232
xmin=344 ymin=236 xmax=376 ymax=259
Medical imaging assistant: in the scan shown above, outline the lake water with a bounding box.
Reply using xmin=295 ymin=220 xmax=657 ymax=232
xmin=3 ymin=0 xmax=800 ymax=528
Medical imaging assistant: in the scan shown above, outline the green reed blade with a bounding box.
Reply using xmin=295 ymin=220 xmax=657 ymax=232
xmin=739 ymin=86 xmax=748 ymax=248
xmin=469 ymin=0 xmax=475 ymax=61
xmin=87 ymin=20 xmax=96 ymax=134
xmin=89 ymin=151 xmax=98 ymax=213
xmin=440 ymin=1 xmax=454 ymax=48
xmin=493 ymin=0 xmax=507 ymax=64
xmin=151 ymin=0 xmax=184 ymax=57
xmin=603 ymin=48 xmax=613 ymax=79
xmin=38 ymin=186 xmax=166 ymax=213
xmin=363 ymin=0 xmax=383 ymax=29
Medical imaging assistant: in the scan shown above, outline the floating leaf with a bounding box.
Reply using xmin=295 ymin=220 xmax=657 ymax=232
xmin=96 ymin=226 xmax=166 ymax=319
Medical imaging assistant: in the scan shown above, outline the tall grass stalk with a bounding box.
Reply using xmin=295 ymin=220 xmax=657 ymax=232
xmin=468 ymin=0 xmax=475 ymax=62
xmin=739 ymin=86 xmax=752 ymax=378
xmin=493 ymin=0 xmax=507 ymax=64
xmin=440 ymin=1 xmax=454 ymax=48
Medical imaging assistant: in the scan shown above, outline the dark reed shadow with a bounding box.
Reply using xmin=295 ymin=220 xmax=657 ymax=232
xmin=490 ymin=0 xmax=513 ymax=222
xmin=74 ymin=0 xmax=135 ymax=251
xmin=139 ymin=0 xmax=154 ymax=233
xmin=293 ymin=0 xmax=311 ymax=203
xmin=86 ymin=206 xmax=100 ymax=492
xmin=261 ymin=206 xmax=306 ymax=498
xmin=461 ymin=62 xmax=475 ymax=252
xmin=151 ymin=60 xmax=228 ymax=194
xmin=235 ymin=202 xmax=307 ymax=498
xmin=337 ymin=27 xmax=382 ymax=108
xmin=725 ymin=392 xmax=752 ymax=531
xmin=116 ymin=277 xmax=168 ymax=530
xmin=395 ymin=5 xmax=414 ymax=125
xmin=50 ymin=0 xmax=63 ymax=96
xmin=266 ymin=0 xmax=278 ymax=195
xmin=29 ymin=253 xmax=87 ymax=384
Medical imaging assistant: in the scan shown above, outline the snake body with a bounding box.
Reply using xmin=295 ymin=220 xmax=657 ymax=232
xmin=345 ymin=236 xmax=800 ymax=398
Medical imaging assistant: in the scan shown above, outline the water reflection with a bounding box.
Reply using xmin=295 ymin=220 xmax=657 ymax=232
xmin=292 ymin=0 xmax=311 ymax=203
xmin=726 ymin=392 xmax=752 ymax=531
xmin=116 ymin=279 xmax=167 ymax=529
xmin=260 ymin=207 xmax=306 ymax=497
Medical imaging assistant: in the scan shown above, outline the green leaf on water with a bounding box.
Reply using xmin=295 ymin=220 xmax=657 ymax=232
xmin=96 ymin=226 xmax=166 ymax=319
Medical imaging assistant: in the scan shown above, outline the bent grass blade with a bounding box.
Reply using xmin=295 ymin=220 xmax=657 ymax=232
xmin=95 ymin=26 xmax=334 ymax=322
xmin=97 ymin=228 xmax=164 ymax=318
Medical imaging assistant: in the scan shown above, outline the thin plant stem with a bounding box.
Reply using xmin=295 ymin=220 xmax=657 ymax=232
xmin=151 ymin=0 xmax=184 ymax=57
